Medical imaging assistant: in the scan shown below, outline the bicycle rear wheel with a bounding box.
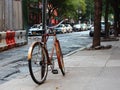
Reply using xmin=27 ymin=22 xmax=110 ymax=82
xmin=55 ymin=39 xmax=65 ymax=76
xmin=28 ymin=42 xmax=48 ymax=84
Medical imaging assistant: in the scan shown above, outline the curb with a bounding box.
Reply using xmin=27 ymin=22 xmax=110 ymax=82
xmin=64 ymin=43 xmax=92 ymax=57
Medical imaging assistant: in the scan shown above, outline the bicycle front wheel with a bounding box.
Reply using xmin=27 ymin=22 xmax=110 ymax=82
xmin=55 ymin=39 xmax=65 ymax=76
xmin=28 ymin=42 xmax=48 ymax=85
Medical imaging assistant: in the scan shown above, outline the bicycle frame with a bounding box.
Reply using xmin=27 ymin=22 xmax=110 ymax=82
xmin=41 ymin=31 xmax=58 ymax=66
xmin=28 ymin=0 xmax=66 ymax=84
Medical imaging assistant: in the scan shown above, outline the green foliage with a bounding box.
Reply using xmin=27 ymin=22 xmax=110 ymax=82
xmin=29 ymin=0 xmax=93 ymax=22
xmin=48 ymin=0 xmax=86 ymax=20
xmin=84 ymin=0 xmax=94 ymax=21
xmin=29 ymin=0 xmax=39 ymax=2
xmin=69 ymin=0 xmax=86 ymax=13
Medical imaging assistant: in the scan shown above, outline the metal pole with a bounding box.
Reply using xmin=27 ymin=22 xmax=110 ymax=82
xmin=42 ymin=0 xmax=47 ymax=33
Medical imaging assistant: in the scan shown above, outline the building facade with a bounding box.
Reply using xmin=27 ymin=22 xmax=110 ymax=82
xmin=0 ymin=0 xmax=23 ymax=31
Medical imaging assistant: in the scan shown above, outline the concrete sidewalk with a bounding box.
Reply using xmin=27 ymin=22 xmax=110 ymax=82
xmin=0 ymin=39 xmax=120 ymax=90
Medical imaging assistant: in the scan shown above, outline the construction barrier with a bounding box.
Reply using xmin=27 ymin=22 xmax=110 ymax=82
xmin=15 ymin=30 xmax=27 ymax=46
xmin=0 ymin=32 xmax=8 ymax=51
xmin=22 ymin=30 xmax=27 ymax=45
xmin=0 ymin=30 xmax=27 ymax=51
xmin=6 ymin=30 xmax=16 ymax=49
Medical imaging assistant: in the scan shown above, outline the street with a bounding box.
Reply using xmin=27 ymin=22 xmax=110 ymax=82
xmin=0 ymin=31 xmax=92 ymax=84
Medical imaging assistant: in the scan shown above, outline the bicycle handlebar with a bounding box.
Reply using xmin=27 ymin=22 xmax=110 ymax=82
xmin=48 ymin=19 xmax=68 ymax=29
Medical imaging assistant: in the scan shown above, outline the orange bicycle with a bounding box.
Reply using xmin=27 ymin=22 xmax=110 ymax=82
xmin=27 ymin=20 xmax=67 ymax=85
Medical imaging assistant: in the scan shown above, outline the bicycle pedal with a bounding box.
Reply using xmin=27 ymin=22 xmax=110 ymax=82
xmin=52 ymin=69 xmax=58 ymax=74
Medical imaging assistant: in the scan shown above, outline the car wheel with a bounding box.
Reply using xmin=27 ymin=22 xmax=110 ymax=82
xmin=109 ymin=29 xmax=115 ymax=35
xmin=89 ymin=32 xmax=93 ymax=37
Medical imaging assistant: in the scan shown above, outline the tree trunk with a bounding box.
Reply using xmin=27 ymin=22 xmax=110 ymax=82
xmin=92 ymin=0 xmax=102 ymax=48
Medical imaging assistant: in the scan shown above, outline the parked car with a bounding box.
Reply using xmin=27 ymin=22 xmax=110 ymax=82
xmin=81 ymin=23 xmax=87 ymax=31
xmin=28 ymin=24 xmax=44 ymax=35
xmin=87 ymin=24 xmax=93 ymax=30
xmin=89 ymin=24 xmax=114 ymax=37
xmin=73 ymin=24 xmax=81 ymax=32
xmin=64 ymin=24 xmax=73 ymax=33
xmin=54 ymin=24 xmax=67 ymax=34
xmin=89 ymin=24 xmax=105 ymax=37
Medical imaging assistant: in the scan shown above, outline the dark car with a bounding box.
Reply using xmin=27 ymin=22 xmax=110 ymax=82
xmin=89 ymin=23 xmax=114 ymax=37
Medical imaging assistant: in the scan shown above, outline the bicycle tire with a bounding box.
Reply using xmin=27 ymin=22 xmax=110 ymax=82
xmin=28 ymin=42 xmax=48 ymax=84
xmin=55 ymin=39 xmax=65 ymax=76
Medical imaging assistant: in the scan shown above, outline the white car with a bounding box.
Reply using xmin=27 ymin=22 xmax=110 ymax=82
xmin=81 ymin=23 xmax=87 ymax=31
xmin=87 ymin=24 xmax=93 ymax=30
xmin=28 ymin=24 xmax=44 ymax=35
xmin=73 ymin=24 xmax=81 ymax=31
xmin=54 ymin=24 xmax=67 ymax=34
xmin=65 ymin=24 xmax=73 ymax=33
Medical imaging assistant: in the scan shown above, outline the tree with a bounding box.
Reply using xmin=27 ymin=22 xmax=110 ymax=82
xmin=84 ymin=0 xmax=94 ymax=23
xmin=92 ymin=0 xmax=102 ymax=48
xmin=48 ymin=0 xmax=86 ymax=21
xmin=64 ymin=0 xmax=86 ymax=21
